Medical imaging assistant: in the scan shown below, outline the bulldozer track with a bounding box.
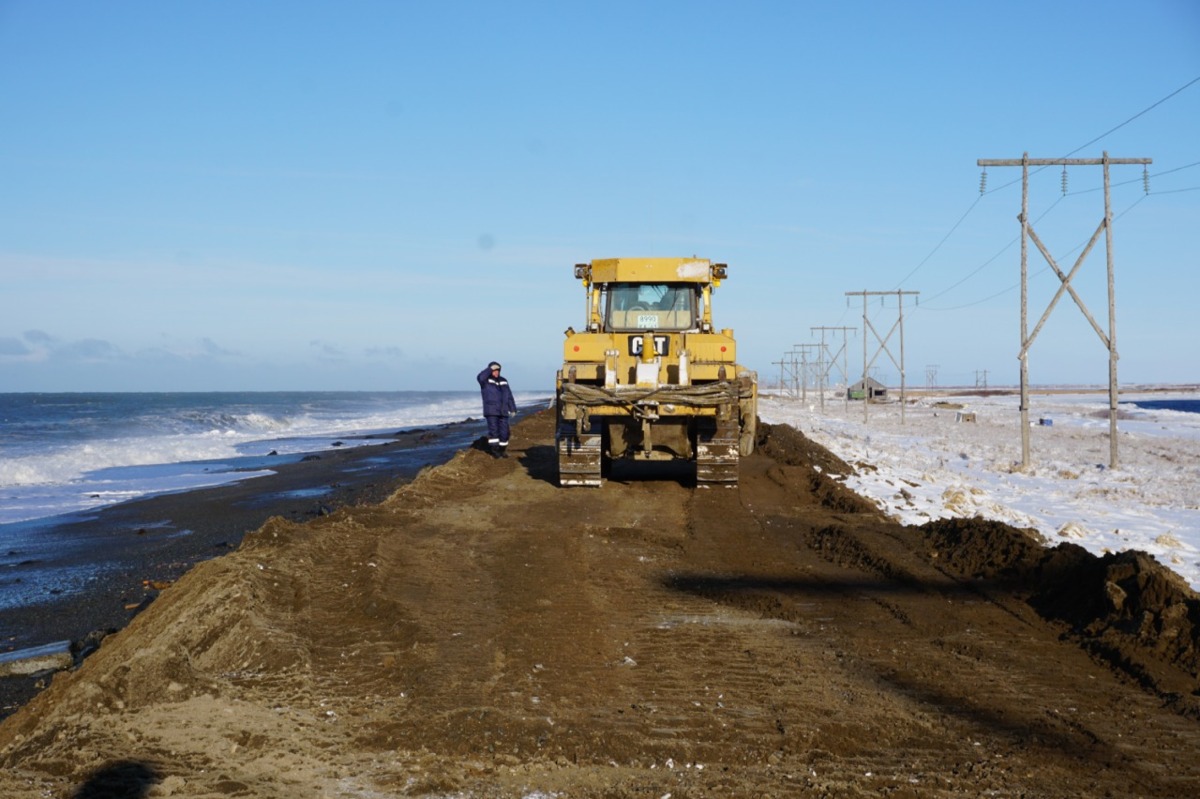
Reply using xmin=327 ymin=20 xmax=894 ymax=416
xmin=695 ymin=415 xmax=741 ymax=484
xmin=555 ymin=420 xmax=603 ymax=486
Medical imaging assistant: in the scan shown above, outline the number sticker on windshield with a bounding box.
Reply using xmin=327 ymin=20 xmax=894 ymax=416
xmin=636 ymin=314 xmax=658 ymax=328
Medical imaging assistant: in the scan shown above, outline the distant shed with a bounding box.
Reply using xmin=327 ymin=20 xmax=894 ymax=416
xmin=848 ymin=377 xmax=888 ymax=400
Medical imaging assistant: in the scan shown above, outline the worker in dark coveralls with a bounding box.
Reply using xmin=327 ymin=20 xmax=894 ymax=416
xmin=477 ymin=361 xmax=517 ymax=457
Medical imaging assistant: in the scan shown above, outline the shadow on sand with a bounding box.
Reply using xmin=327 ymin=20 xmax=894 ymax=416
xmin=71 ymin=760 xmax=160 ymax=799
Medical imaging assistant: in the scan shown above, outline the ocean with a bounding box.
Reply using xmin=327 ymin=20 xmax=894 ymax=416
xmin=0 ymin=391 xmax=547 ymax=617
xmin=0 ymin=391 xmax=544 ymax=527
xmin=1121 ymin=398 xmax=1200 ymax=415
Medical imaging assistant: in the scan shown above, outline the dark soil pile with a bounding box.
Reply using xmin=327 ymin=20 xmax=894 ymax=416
xmin=918 ymin=516 xmax=1200 ymax=711
xmin=754 ymin=421 xmax=882 ymax=515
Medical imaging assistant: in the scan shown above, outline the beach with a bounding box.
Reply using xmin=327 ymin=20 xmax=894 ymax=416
xmin=1 ymin=408 xmax=1198 ymax=797
xmin=0 ymin=417 xmax=486 ymax=718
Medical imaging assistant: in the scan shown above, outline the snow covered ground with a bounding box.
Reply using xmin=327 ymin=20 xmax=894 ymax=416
xmin=759 ymin=388 xmax=1200 ymax=592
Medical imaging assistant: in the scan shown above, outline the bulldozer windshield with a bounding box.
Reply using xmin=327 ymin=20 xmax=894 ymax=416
xmin=604 ymin=283 xmax=697 ymax=332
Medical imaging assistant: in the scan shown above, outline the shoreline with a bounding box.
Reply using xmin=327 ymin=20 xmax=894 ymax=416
xmin=0 ymin=415 xmax=494 ymax=718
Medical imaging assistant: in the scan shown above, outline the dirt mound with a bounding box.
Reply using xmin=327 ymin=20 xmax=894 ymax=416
xmin=918 ymin=516 xmax=1200 ymax=709
xmin=918 ymin=516 xmax=1045 ymax=581
xmin=1032 ymin=545 xmax=1200 ymax=698
xmin=755 ymin=421 xmax=881 ymax=515
xmin=756 ymin=420 xmax=855 ymax=476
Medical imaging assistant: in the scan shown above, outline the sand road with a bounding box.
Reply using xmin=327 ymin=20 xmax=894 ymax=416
xmin=2 ymin=410 xmax=1198 ymax=797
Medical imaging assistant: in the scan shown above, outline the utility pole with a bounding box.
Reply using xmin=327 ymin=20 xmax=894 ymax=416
xmin=978 ymin=152 xmax=1149 ymax=469
xmin=792 ymin=344 xmax=820 ymax=404
xmin=925 ymin=364 xmax=939 ymax=390
xmin=975 ymin=370 xmax=989 ymax=390
xmin=846 ymin=290 xmax=920 ymax=423
xmin=791 ymin=348 xmax=806 ymax=403
xmin=771 ymin=358 xmax=787 ymax=394
xmin=775 ymin=352 xmax=803 ymax=398
xmin=788 ymin=349 xmax=802 ymax=400
xmin=813 ymin=326 xmax=855 ymax=413
xmin=815 ymin=343 xmax=827 ymax=412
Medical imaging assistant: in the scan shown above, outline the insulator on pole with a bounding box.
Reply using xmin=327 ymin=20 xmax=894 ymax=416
xmin=1143 ymin=165 xmax=1150 ymax=194
xmin=979 ymin=168 xmax=987 ymax=194
xmin=1061 ymin=165 xmax=1068 ymax=196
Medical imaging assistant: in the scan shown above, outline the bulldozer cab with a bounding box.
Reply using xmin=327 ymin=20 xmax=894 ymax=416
xmin=604 ymin=283 xmax=699 ymax=332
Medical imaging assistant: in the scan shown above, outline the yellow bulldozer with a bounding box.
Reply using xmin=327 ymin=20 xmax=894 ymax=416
xmin=555 ymin=257 xmax=757 ymax=486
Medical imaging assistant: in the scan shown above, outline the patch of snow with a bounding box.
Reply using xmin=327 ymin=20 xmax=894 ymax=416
xmin=760 ymin=389 xmax=1200 ymax=591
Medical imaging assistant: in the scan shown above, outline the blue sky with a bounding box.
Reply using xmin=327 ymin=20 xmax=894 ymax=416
xmin=1 ymin=0 xmax=1197 ymax=393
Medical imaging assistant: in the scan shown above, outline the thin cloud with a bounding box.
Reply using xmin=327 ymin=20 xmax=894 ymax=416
xmin=57 ymin=339 xmax=123 ymax=362
xmin=0 ymin=331 xmax=115 ymax=364
xmin=0 ymin=337 xmax=33 ymax=357
xmin=310 ymin=340 xmax=347 ymax=360
xmin=365 ymin=346 xmax=404 ymax=360
xmin=200 ymin=337 xmax=241 ymax=358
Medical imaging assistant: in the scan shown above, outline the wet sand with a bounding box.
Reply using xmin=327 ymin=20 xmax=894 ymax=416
xmin=0 ymin=416 xmax=491 ymax=718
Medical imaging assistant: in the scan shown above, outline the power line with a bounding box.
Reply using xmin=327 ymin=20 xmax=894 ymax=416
xmin=1065 ymin=159 xmax=1200 ymax=195
xmin=1152 ymin=185 xmax=1200 ymax=194
xmin=918 ymin=196 xmax=1064 ymax=306
xmin=1063 ymin=75 xmax=1200 ymax=158
xmin=981 ymin=76 xmax=1200 ymax=196
xmin=1147 ymin=159 xmax=1200 ymax=178
xmin=891 ymin=196 xmax=982 ymax=289
xmin=871 ymin=75 xmax=1197 ymax=323
xmin=919 ymin=194 xmax=1148 ymax=312
xmin=892 ymin=76 xmax=1200 ymax=293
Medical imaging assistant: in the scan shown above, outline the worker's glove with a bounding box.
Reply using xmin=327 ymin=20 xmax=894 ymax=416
xmin=509 ymin=411 xmax=516 ymax=417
